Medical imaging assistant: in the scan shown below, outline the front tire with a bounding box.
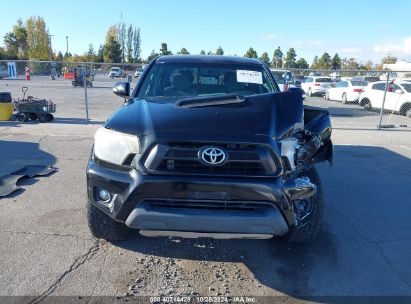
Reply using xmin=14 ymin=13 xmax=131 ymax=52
xmin=284 ymin=167 xmax=323 ymax=243
xmin=342 ymin=93 xmax=348 ymax=104
xmin=325 ymin=91 xmax=330 ymax=100
xmin=308 ymin=88 xmax=312 ymax=97
xmin=86 ymin=202 xmax=130 ymax=241
xmin=363 ymin=98 xmax=373 ymax=111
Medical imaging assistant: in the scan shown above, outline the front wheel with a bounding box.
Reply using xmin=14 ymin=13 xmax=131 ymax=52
xmin=325 ymin=91 xmax=330 ymax=100
xmin=342 ymin=93 xmax=348 ymax=104
xmin=18 ymin=113 xmax=29 ymax=122
xmin=308 ymin=88 xmax=312 ymax=97
xmin=283 ymin=167 xmax=323 ymax=243
xmin=363 ymin=98 xmax=373 ymax=111
xmin=86 ymin=202 xmax=130 ymax=241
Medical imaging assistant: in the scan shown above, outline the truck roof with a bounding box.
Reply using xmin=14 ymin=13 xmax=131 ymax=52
xmin=155 ymin=55 xmax=263 ymax=65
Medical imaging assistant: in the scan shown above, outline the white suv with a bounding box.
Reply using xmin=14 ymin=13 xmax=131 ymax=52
xmin=302 ymin=76 xmax=334 ymax=97
xmin=109 ymin=67 xmax=125 ymax=78
xmin=359 ymin=81 xmax=411 ymax=117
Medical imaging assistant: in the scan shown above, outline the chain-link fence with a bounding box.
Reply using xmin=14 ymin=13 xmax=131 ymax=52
xmin=1 ymin=60 xmax=410 ymax=130
xmin=272 ymin=67 xmax=411 ymax=130
xmin=0 ymin=60 xmax=142 ymax=124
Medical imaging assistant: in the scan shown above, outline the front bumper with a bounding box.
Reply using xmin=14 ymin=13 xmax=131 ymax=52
xmin=87 ymin=160 xmax=316 ymax=237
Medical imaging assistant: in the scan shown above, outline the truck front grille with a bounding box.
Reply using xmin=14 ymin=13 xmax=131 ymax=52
xmin=144 ymin=199 xmax=274 ymax=213
xmin=143 ymin=142 xmax=279 ymax=177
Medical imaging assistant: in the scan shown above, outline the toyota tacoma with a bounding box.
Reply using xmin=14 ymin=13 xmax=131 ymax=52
xmin=86 ymin=55 xmax=333 ymax=242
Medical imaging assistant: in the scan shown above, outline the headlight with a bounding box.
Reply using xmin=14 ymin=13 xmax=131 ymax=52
xmin=94 ymin=127 xmax=139 ymax=166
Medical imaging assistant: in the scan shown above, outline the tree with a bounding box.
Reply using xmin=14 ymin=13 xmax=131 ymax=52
xmin=295 ymin=58 xmax=309 ymax=69
xmin=63 ymin=52 xmax=72 ymax=60
xmin=272 ymin=47 xmax=283 ymax=68
xmin=147 ymin=49 xmax=159 ymax=62
xmin=103 ymin=26 xmax=122 ymax=63
xmin=3 ymin=32 xmax=18 ymax=57
xmin=318 ymin=52 xmax=332 ymax=70
xmin=284 ymin=48 xmax=297 ymax=68
xmin=311 ymin=56 xmax=319 ymax=69
xmin=0 ymin=47 xmax=7 ymax=60
xmin=207 ymin=51 xmax=214 ymax=55
xmin=96 ymin=45 xmax=104 ymax=62
xmin=13 ymin=19 xmax=28 ymax=59
xmin=259 ymin=52 xmax=271 ymax=66
xmin=26 ymin=17 xmax=51 ymax=60
xmin=216 ymin=46 xmax=224 ymax=55
xmin=56 ymin=51 xmax=63 ymax=61
xmin=87 ymin=43 xmax=96 ymax=61
xmin=200 ymin=50 xmax=206 ymax=55
xmin=244 ymin=47 xmax=258 ymax=58
xmin=341 ymin=58 xmax=359 ymax=70
xmin=177 ymin=47 xmax=190 ymax=55
xmin=331 ymin=53 xmax=342 ymax=70
xmin=160 ymin=43 xmax=172 ymax=56
xmin=381 ymin=55 xmax=397 ymax=65
xmin=133 ymin=27 xmax=141 ymax=63
xmin=363 ymin=60 xmax=373 ymax=70
xmin=126 ymin=25 xmax=133 ymax=63
xmin=117 ymin=22 xmax=126 ymax=62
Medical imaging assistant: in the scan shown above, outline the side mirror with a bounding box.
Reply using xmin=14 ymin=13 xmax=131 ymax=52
xmin=113 ymin=82 xmax=130 ymax=98
xmin=288 ymin=87 xmax=305 ymax=100
xmin=395 ymin=89 xmax=403 ymax=94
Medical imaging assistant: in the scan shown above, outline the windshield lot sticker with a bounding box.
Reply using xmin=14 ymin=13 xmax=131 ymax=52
xmin=237 ymin=70 xmax=263 ymax=84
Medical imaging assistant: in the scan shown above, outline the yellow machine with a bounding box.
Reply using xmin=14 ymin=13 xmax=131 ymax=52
xmin=0 ymin=92 xmax=13 ymax=121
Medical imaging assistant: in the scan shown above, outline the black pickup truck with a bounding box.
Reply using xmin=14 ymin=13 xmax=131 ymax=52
xmin=86 ymin=55 xmax=333 ymax=243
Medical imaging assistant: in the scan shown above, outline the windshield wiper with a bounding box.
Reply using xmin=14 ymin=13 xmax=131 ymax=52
xmin=175 ymin=94 xmax=245 ymax=108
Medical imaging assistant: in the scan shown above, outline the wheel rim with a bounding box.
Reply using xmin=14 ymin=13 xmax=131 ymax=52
xmin=342 ymin=94 xmax=347 ymax=103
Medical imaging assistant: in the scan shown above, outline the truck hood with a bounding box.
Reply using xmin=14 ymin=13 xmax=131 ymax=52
xmin=105 ymin=91 xmax=303 ymax=144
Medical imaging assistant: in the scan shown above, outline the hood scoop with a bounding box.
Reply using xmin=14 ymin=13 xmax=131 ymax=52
xmin=175 ymin=94 xmax=245 ymax=108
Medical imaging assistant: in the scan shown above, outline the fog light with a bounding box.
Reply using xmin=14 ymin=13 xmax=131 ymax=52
xmin=97 ymin=188 xmax=112 ymax=203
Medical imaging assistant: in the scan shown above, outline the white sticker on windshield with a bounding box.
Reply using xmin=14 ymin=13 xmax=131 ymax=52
xmin=236 ymin=70 xmax=263 ymax=84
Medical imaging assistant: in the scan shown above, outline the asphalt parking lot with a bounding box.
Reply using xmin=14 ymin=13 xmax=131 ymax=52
xmin=1 ymin=76 xmax=411 ymax=301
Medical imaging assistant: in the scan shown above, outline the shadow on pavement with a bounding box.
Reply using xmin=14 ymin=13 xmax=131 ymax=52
xmin=113 ymin=145 xmax=411 ymax=299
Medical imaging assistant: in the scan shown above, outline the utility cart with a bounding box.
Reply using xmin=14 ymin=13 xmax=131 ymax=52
xmin=12 ymin=87 xmax=56 ymax=123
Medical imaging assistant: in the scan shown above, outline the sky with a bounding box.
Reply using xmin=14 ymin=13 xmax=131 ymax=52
xmin=1 ymin=0 xmax=411 ymax=63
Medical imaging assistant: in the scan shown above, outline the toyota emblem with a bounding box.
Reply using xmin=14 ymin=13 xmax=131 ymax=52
xmin=200 ymin=147 xmax=226 ymax=165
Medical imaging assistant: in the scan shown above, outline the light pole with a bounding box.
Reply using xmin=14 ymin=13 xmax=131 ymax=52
xmin=66 ymin=36 xmax=69 ymax=55
xmin=48 ymin=34 xmax=54 ymax=61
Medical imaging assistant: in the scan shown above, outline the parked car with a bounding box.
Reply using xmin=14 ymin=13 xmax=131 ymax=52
xmin=302 ymin=76 xmax=334 ymax=96
xmin=109 ymin=67 xmax=126 ymax=78
xmin=294 ymin=75 xmax=306 ymax=83
xmin=351 ymin=76 xmax=380 ymax=83
xmin=359 ymin=81 xmax=411 ymax=117
xmin=309 ymin=72 xmax=323 ymax=77
xmin=270 ymin=69 xmax=301 ymax=91
xmin=86 ymin=55 xmax=333 ymax=243
xmin=0 ymin=66 xmax=8 ymax=79
xmin=325 ymin=79 xmax=367 ymax=103
xmin=134 ymin=66 xmax=146 ymax=78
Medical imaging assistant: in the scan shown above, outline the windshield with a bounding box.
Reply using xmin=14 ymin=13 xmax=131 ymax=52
xmin=136 ymin=63 xmax=275 ymax=100
xmin=271 ymin=71 xmax=295 ymax=85
xmin=316 ymin=78 xmax=333 ymax=83
xmin=402 ymin=83 xmax=411 ymax=92
xmin=351 ymin=81 xmax=367 ymax=86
